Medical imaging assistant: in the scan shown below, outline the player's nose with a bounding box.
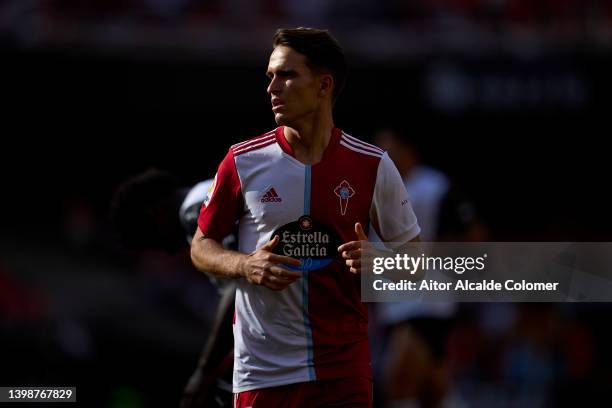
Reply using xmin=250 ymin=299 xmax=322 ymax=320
xmin=267 ymin=77 xmax=281 ymax=95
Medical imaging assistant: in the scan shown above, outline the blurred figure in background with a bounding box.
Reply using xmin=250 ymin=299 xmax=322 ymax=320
xmin=372 ymin=128 xmax=488 ymax=408
xmin=110 ymin=169 xmax=235 ymax=408
xmin=374 ymin=129 xmax=487 ymax=243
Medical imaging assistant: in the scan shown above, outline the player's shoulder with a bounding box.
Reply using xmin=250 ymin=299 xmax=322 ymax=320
xmin=338 ymin=129 xmax=385 ymax=160
xmin=230 ymin=128 xmax=279 ymax=157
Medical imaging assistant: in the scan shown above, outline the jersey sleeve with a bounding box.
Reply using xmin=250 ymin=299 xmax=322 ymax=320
xmin=197 ymin=149 xmax=243 ymax=242
xmin=370 ymin=152 xmax=421 ymax=243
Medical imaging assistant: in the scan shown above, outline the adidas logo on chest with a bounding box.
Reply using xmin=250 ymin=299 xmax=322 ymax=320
xmin=261 ymin=187 xmax=282 ymax=203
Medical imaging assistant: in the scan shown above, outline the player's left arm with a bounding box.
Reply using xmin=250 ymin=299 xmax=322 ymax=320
xmin=338 ymin=223 xmax=420 ymax=274
xmin=338 ymin=152 xmax=421 ymax=274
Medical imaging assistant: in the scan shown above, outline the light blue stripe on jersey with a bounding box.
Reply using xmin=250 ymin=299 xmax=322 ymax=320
xmin=302 ymin=165 xmax=315 ymax=380
xmin=304 ymin=165 xmax=311 ymax=216
xmin=302 ymin=271 xmax=315 ymax=380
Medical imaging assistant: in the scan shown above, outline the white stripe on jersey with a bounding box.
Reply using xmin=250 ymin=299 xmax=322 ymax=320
xmin=232 ymin=135 xmax=276 ymax=152
xmin=231 ymin=131 xmax=276 ymax=150
xmin=341 ymin=132 xmax=384 ymax=154
xmin=340 ymin=136 xmax=383 ymax=156
xmin=340 ymin=140 xmax=384 ymax=158
xmin=342 ymin=131 xmax=384 ymax=152
xmin=233 ymin=137 xmax=277 ymax=156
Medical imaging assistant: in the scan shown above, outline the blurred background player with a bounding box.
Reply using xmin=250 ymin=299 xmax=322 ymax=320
xmin=372 ymin=128 xmax=488 ymax=408
xmin=109 ymin=169 xmax=235 ymax=408
xmin=373 ymin=129 xmax=487 ymax=243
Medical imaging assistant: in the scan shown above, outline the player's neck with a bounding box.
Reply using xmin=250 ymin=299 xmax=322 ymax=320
xmin=283 ymin=111 xmax=334 ymax=165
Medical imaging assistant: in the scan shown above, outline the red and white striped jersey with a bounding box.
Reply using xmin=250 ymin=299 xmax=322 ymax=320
xmin=198 ymin=126 xmax=420 ymax=392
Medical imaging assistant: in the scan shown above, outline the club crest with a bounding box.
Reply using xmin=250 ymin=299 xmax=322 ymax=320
xmin=334 ymin=180 xmax=355 ymax=215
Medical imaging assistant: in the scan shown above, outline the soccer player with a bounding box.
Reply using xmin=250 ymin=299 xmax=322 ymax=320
xmin=191 ymin=27 xmax=421 ymax=407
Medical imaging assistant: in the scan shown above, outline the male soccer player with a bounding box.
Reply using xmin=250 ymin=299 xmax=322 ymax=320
xmin=191 ymin=27 xmax=421 ymax=407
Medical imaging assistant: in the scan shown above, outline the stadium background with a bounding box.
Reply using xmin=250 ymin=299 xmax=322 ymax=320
xmin=1 ymin=1 xmax=611 ymax=406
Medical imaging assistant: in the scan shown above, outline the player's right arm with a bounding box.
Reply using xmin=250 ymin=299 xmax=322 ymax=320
xmin=191 ymin=229 xmax=301 ymax=290
xmin=191 ymin=148 xmax=301 ymax=290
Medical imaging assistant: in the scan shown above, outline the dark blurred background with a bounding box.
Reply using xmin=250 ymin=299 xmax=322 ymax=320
xmin=1 ymin=1 xmax=611 ymax=407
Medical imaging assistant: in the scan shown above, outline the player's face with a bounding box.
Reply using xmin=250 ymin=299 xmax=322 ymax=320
xmin=266 ymin=46 xmax=323 ymax=126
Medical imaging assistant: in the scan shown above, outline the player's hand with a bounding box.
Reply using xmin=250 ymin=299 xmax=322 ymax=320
xmin=240 ymin=235 xmax=302 ymax=290
xmin=338 ymin=222 xmax=371 ymax=274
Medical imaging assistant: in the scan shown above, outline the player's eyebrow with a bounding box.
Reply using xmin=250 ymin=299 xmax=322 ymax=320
xmin=266 ymin=69 xmax=297 ymax=78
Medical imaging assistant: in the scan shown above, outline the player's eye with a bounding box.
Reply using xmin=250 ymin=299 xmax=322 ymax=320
xmin=277 ymin=70 xmax=294 ymax=78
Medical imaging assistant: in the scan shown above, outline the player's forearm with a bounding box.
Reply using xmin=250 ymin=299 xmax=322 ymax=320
xmin=190 ymin=235 xmax=246 ymax=280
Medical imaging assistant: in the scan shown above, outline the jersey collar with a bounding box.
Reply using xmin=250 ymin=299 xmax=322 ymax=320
xmin=276 ymin=126 xmax=342 ymax=164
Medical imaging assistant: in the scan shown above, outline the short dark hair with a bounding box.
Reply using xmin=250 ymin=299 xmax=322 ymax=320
xmin=273 ymin=27 xmax=347 ymax=104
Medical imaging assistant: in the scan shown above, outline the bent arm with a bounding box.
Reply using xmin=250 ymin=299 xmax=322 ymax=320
xmin=191 ymin=227 xmax=302 ymax=290
xmin=191 ymin=227 xmax=246 ymax=279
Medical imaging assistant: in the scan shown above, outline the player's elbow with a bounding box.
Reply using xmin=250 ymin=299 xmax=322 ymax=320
xmin=189 ymin=238 xmax=202 ymax=270
xmin=190 ymin=229 xmax=210 ymax=272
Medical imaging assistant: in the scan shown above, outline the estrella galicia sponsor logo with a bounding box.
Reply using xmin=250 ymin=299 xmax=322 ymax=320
xmin=272 ymin=216 xmax=341 ymax=271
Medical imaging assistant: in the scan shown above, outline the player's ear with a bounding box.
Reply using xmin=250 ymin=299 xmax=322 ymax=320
xmin=319 ymin=73 xmax=333 ymax=98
